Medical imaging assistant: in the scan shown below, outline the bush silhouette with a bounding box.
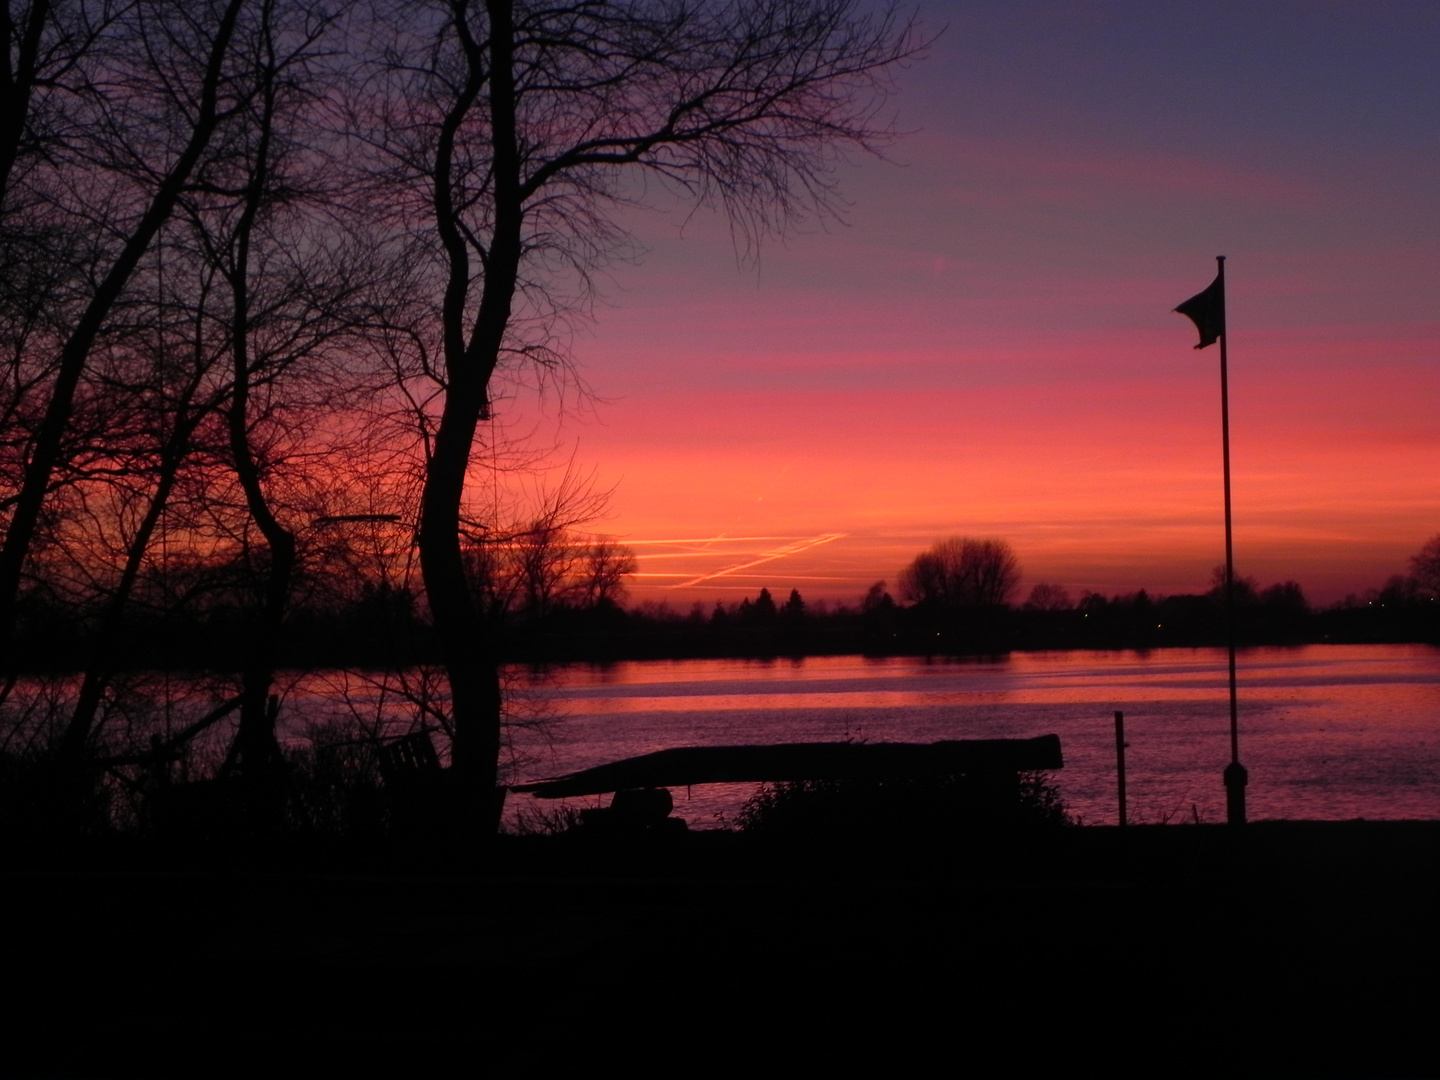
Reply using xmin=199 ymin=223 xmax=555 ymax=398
xmin=735 ymin=770 xmax=1069 ymax=839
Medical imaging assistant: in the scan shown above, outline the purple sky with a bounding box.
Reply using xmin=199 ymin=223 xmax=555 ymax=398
xmin=494 ymin=0 xmax=1440 ymax=608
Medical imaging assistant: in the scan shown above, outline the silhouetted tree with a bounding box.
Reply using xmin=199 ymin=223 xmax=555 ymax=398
xmin=1372 ymin=575 xmax=1421 ymax=608
xmin=372 ymin=0 xmax=921 ymax=829
xmin=512 ymin=521 xmax=576 ymax=620
xmin=1023 ymin=583 xmax=1071 ymax=611
xmin=861 ymin=580 xmax=895 ymax=614
xmin=458 ymin=478 xmax=624 ymax=627
xmin=53 ymin=290 xmax=233 ymax=766
xmin=202 ymin=0 xmax=371 ymax=792
xmin=744 ymin=587 xmax=778 ymax=625
xmin=0 ymin=0 xmax=252 ymax=646
xmin=1207 ymin=565 xmax=1258 ymax=607
xmin=1259 ymin=581 xmax=1309 ymax=615
xmin=900 ymin=537 xmax=1021 ymax=610
xmin=34 ymin=0 xmax=408 ymax=807
xmin=782 ymin=588 xmax=806 ymax=619
xmin=578 ymin=538 xmax=637 ymax=608
xmin=1410 ymin=534 xmax=1440 ymax=598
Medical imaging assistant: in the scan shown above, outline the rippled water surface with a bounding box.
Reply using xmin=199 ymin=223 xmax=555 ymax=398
xmin=502 ymin=645 xmax=1440 ymax=827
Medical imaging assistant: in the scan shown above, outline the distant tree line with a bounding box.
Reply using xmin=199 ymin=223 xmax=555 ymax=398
xmin=523 ymin=533 xmax=1440 ymax=659
xmin=10 ymin=525 xmax=640 ymax=670
xmin=10 ymin=530 xmax=1440 ymax=671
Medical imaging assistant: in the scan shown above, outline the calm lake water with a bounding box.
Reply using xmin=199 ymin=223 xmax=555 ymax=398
xmin=498 ymin=644 xmax=1440 ymax=828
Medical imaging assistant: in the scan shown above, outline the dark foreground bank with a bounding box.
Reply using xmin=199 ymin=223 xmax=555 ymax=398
xmin=4 ymin=821 xmax=1437 ymax=1079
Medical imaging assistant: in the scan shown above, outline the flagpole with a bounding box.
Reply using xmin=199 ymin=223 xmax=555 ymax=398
xmin=1216 ymin=254 xmax=1247 ymax=826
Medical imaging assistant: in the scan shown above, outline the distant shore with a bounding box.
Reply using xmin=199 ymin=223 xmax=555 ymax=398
xmin=7 ymin=599 xmax=1439 ymax=674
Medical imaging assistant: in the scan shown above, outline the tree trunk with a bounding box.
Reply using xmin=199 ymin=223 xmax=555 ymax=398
xmin=222 ymin=33 xmax=291 ymax=800
xmin=416 ymin=0 xmax=522 ymax=837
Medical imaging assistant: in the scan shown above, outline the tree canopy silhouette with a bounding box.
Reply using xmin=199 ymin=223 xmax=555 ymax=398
xmin=1410 ymin=533 xmax=1440 ymax=598
xmin=900 ymin=537 xmax=1021 ymax=611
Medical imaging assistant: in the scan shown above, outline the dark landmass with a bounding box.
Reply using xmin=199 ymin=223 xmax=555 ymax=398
xmin=495 ymin=593 xmax=1440 ymax=662
xmin=9 ymin=582 xmax=1440 ymax=672
xmin=5 ymin=821 xmax=1437 ymax=1078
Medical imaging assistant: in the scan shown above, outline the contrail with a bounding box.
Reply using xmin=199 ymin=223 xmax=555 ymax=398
xmin=671 ymin=533 xmax=846 ymax=588
xmin=624 ymin=535 xmax=803 ymax=546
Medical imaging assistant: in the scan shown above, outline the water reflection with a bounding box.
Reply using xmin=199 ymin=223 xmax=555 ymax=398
xmin=506 ymin=645 xmax=1440 ymax=827
xmin=39 ymin=646 xmax=1426 ymax=830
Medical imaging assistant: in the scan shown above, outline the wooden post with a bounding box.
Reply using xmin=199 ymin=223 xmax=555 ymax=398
xmin=1114 ymin=710 xmax=1127 ymax=828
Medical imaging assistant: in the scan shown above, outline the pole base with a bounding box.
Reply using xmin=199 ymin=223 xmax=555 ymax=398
xmin=1224 ymin=761 xmax=1248 ymax=826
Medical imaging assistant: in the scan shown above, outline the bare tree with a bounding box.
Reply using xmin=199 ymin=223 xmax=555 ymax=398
xmin=201 ymin=0 xmax=368 ymax=788
xmin=458 ymin=463 xmax=614 ymax=624
xmin=365 ymin=0 xmax=922 ymax=829
xmin=900 ymin=537 xmax=1021 ymax=611
xmin=1023 ymin=583 xmax=1071 ymax=612
xmin=0 ymin=0 xmax=125 ymax=522
xmin=54 ymin=270 xmax=235 ymax=764
xmin=1409 ymin=534 xmax=1440 ymax=599
xmin=578 ymin=537 xmax=636 ymax=608
xmin=2 ymin=1 xmax=98 ymax=201
xmin=36 ymin=0 xmax=379 ymax=791
xmin=1206 ymin=565 xmax=1258 ymax=607
xmin=0 ymin=0 xmax=253 ymax=649
xmin=510 ymin=520 xmax=577 ymax=619
xmin=861 ymin=580 xmax=895 ymax=615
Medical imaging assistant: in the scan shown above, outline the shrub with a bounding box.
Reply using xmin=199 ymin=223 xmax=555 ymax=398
xmin=735 ymin=770 xmax=1070 ymax=838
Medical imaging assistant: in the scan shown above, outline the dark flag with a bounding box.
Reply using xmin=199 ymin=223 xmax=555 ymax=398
xmin=1175 ymin=271 xmax=1225 ymax=349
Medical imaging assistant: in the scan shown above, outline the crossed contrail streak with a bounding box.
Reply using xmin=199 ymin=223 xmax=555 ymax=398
xmin=669 ymin=533 xmax=847 ymax=588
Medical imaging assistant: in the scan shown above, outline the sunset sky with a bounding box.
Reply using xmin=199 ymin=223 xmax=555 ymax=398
xmin=498 ymin=0 xmax=1440 ymax=609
